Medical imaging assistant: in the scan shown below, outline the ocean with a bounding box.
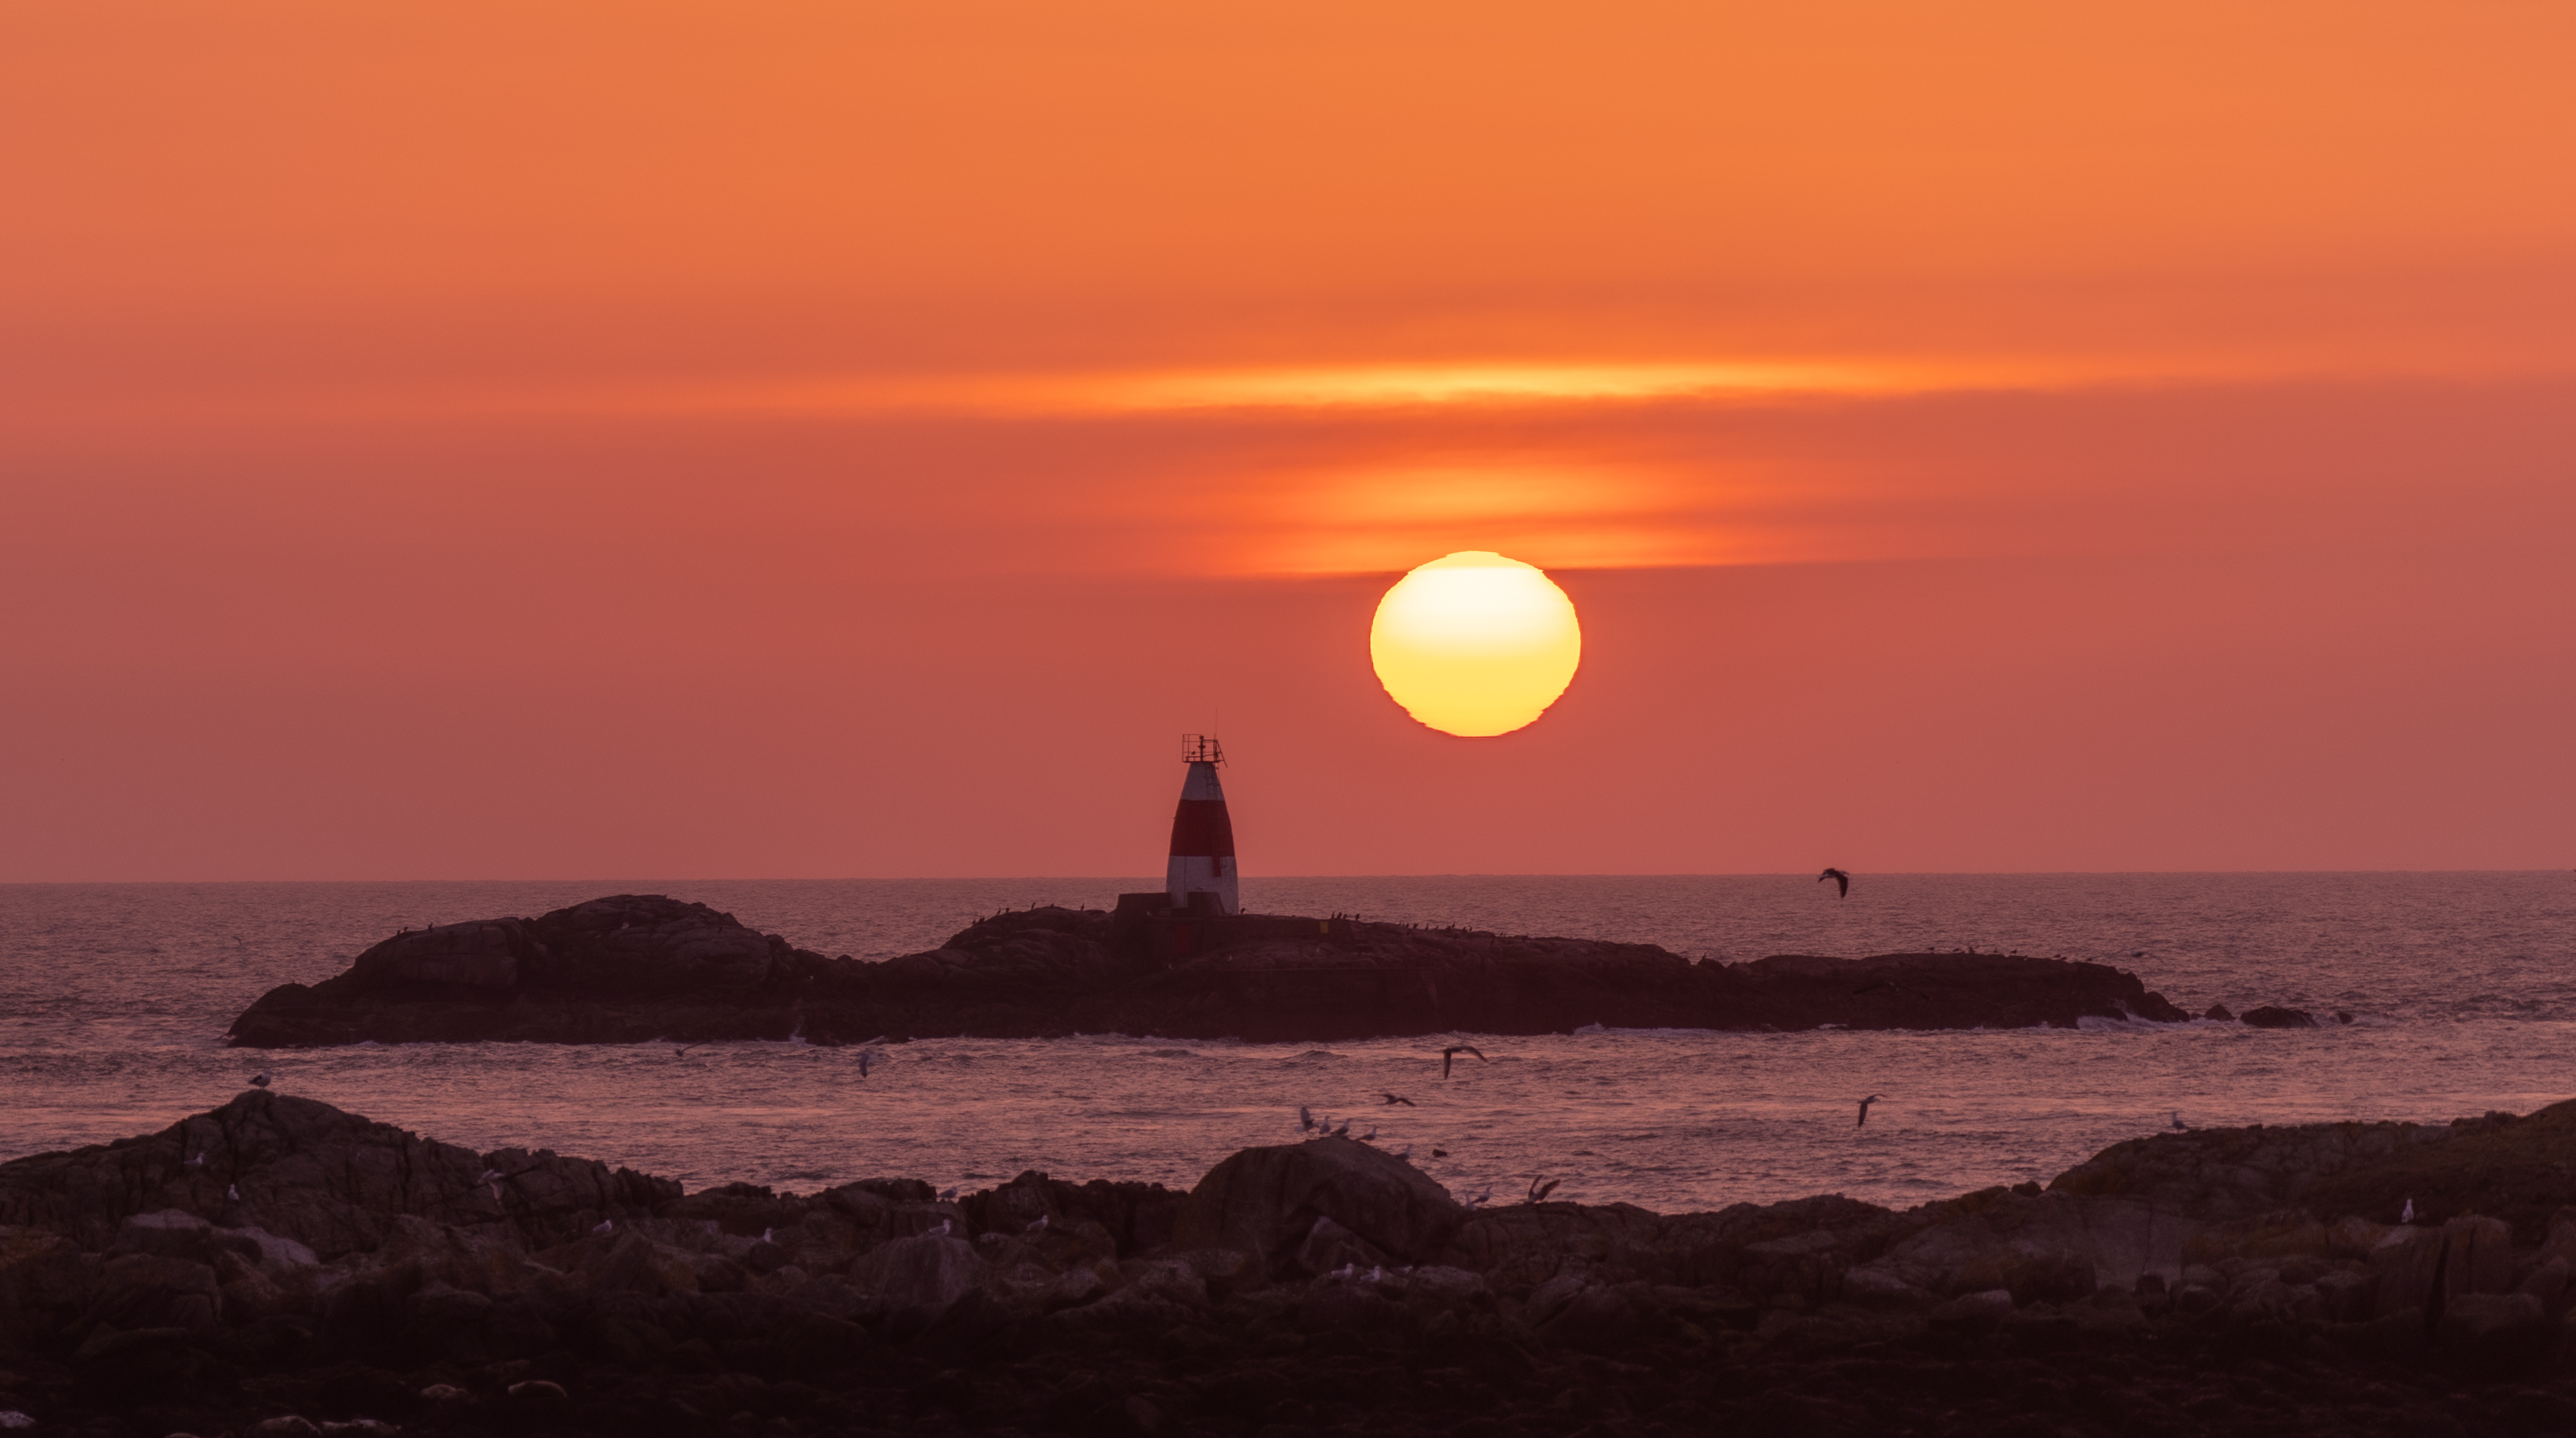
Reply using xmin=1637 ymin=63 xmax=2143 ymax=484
xmin=3 ymin=873 xmax=2570 ymax=1216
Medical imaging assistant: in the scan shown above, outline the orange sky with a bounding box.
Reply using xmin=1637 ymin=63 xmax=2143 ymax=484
xmin=4 ymin=2 xmax=2571 ymax=879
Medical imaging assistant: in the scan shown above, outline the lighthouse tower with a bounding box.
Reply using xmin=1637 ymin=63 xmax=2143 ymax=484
xmin=1166 ymin=734 xmax=1239 ymax=915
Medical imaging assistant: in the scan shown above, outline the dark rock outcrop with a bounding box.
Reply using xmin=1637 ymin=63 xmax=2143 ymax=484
xmin=229 ymin=895 xmax=2193 ymax=1047
xmin=2242 ymin=1004 xmax=2322 ymax=1028
xmin=1172 ymin=1136 xmax=1465 ymax=1278
xmin=10 ymin=1096 xmax=2576 ymax=1435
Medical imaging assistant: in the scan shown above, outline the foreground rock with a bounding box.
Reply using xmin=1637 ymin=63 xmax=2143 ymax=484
xmin=10 ymin=1094 xmax=2576 ymax=1435
xmin=229 ymin=895 xmax=2194 ymax=1046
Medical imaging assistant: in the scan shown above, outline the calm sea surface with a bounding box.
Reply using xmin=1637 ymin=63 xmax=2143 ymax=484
xmin=3 ymin=875 xmax=2570 ymax=1215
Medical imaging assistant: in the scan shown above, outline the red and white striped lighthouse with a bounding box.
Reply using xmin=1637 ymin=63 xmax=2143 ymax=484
xmin=1166 ymin=734 xmax=1239 ymax=915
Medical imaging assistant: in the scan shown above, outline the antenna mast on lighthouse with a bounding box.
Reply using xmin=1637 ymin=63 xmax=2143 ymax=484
xmin=1166 ymin=734 xmax=1239 ymax=915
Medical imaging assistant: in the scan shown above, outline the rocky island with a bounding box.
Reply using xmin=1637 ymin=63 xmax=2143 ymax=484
xmin=227 ymin=893 xmax=2196 ymax=1048
xmin=7 ymin=1092 xmax=2576 ymax=1435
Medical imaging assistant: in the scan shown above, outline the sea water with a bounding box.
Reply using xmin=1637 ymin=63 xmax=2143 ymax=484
xmin=2 ymin=874 xmax=2570 ymax=1214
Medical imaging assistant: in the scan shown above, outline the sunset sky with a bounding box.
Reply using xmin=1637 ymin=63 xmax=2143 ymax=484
xmin=5 ymin=1 xmax=2571 ymax=880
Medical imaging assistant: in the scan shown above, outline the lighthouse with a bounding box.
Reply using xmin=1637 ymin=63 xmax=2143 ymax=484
xmin=1166 ymin=734 xmax=1239 ymax=915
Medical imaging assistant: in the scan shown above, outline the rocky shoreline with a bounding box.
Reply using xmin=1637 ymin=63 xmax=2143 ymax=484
xmin=226 ymin=894 xmax=2208 ymax=1049
xmin=8 ymin=1094 xmax=2576 ymax=1435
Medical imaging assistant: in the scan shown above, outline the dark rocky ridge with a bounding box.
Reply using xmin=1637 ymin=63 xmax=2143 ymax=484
xmin=228 ymin=894 xmax=2194 ymax=1047
xmin=10 ymin=1093 xmax=2576 ymax=1435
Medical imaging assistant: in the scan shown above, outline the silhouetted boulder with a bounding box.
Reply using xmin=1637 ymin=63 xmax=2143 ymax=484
xmin=1172 ymin=1136 xmax=1465 ymax=1278
xmin=2242 ymin=1004 xmax=2320 ymax=1028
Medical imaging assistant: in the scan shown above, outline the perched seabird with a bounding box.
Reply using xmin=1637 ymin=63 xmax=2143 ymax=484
xmin=1856 ymin=1094 xmax=1884 ymax=1127
xmin=1461 ymin=1186 xmax=1493 ymax=1209
xmin=1025 ymin=1214 xmax=1049 ymax=1234
xmin=593 ymin=1219 xmax=613 ymax=1236
xmin=227 ymin=1183 xmax=240 ymax=1201
xmin=1299 ymin=1106 xmax=1318 ymax=1134
xmin=1380 ymin=1092 xmax=1416 ymax=1106
xmin=1432 ymin=1148 xmax=1449 ymax=1158
xmin=1526 ymin=1177 xmax=1561 ymax=1204
xmin=938 ymin=1186 xmax=960 ymax=1202
xmin=1358 ymin=1129 xmax=1377 ymax=1142
xmin=1330 ymin=1120 xmax=1352 ymax=1138
xmin=184 ymin=1152 xmax=207 ymax=1168
xmin=1370 ymin=1265 xmax=1385 ymax=1282
xmin=1818 ymin=867 xmax=1852 ymax=899
xmin=762 ymin=1228 xmax=774 ymax=1244
xmin=249 ymin=1072 xmax=272 ymax=1089
xmin=479 ymin=1168 xmax=504 ymax=1185
xmin=1395 ymin=1145 xmax=1413 ymax=1160
xmin=2401 ymin=1197 xmax=2416 ymax=1224
xmin=933 ymin=1219 xmax=953 ymax=1237
xmin=1440 ymin=1045 xmax=1489 ymax=1079
xmin=2170 ymin=1111 xmax=2189 ymax=1131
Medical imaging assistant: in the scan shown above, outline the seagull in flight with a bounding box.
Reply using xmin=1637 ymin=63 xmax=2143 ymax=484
xmin=1818 ymin=868 xmax=1852 ymax=899
xmin=1525 ymin=1177 xmax=1561 ymax=1204
xmin=673 ymin=1044 xmax=701 ymax=1060
xmin=1440 ymin=1045 xmax=1489 ymax=1079
xmin=1380 ymin=1093 xmax=1416 ymax=1106
xmin=1856 ymin=1094 xmax=1884 ymax=1127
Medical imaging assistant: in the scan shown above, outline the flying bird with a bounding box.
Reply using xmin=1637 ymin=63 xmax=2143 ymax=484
xmin=1818 ymin=868 xmax=1852 ymax=898
xmin=1526 ymin=1177 xmax=1561 ymax=1204
xmin=248 ymin=1071 xmax=272 ymax=1089
xmin=673 ymin=1044 xmax=700 ymax=1060
xmin=1440 ymin=1045 xmax=1489 ymax=1079
xmin=1461 ymin=1186 xmax=1493 ymax=1209
xmin=1856 ymin=1094 xmax=1884 ymax=1127
xmin=1381 ymin=1093 xmax=1416 ymax=1106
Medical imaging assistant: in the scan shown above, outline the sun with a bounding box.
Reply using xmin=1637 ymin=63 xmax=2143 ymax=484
xmin=1370 ymin=552 xmax=1583 ymax=737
